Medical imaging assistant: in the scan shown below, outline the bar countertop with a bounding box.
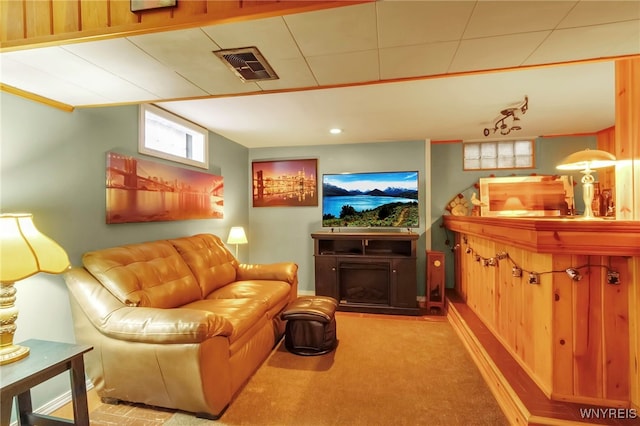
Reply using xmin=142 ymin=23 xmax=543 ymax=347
xmin=443 ymin=215 xmax=640 ymax=256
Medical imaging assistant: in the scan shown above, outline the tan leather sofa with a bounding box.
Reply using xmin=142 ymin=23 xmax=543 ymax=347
xmin=64 ymin=233 xmax=298 ymax=419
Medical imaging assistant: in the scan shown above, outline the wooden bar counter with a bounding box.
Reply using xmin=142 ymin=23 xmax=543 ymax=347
xmin=443 ymin=215 xmax=640 ymax=412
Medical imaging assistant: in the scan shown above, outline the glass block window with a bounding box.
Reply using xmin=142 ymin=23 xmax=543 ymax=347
xmin=463 ymin=140 xmax=534 ymax=170
xmin=139 ymin=104 xmax=209 ymax=169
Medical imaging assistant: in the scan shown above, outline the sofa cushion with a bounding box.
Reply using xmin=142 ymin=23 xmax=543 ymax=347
xmin=207 ymin=280 xmax=291 ymax=315
xmin=83 ymin=240 xmax=201 ymax=308
xmin=169 ymin=234 xmax=238 ymax=297
xmin=180 ymin=298 xmax=268 ymax=344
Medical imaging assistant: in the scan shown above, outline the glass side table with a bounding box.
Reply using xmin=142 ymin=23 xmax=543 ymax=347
xmin=0 ymin=339 xmax=93 ymax=426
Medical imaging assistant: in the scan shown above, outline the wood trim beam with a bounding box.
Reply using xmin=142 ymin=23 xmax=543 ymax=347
xmin=0 ymin=84 xmax=74 ymax=112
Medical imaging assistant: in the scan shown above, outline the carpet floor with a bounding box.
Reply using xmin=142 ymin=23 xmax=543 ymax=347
xmin=156 ymin=312 xmax=508 ymax=425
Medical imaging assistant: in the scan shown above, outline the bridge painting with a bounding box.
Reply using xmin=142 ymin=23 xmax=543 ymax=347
xmin=106 ymin=152 xmax=223 ymax=224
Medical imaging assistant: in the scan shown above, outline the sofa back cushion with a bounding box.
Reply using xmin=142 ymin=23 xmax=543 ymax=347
xmin=169 ymin=234 xmax=238 ymax=297
xmin=83 ymin=240 xmax=202 ymax=308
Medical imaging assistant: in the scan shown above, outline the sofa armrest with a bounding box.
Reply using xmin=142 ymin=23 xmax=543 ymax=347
xmin=236 ymin=262 xmax=298 ymax=285
xmin=65 ymin=268 xmax=233 ymax=344
xmin=100 ymin=307 xmax=233 ymax=343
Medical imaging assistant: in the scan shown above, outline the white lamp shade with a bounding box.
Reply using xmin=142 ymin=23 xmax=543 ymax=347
xmin=227 ymin=226 xmax=248 ymax=245
xmin=556 ymin=149 xmax=616 ymax=170
xmin=0 ymin=213 xmax=70 ymax=282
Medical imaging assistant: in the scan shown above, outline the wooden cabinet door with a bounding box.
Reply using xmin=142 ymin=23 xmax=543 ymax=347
xmin=390 ymin=258 xmax=417 ymax=308
xmin=314 ymin=256 xmax=337 ymax=298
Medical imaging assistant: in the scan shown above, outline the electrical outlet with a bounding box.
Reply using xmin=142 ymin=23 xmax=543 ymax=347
xmin=529 ymin=273 xmax=540 ymax=285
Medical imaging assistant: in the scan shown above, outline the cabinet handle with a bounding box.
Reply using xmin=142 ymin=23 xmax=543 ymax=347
xmin=331 ymin=267 xmax=336 ymax=271
xmin=392 ymin=269 xmax=397 ymax=273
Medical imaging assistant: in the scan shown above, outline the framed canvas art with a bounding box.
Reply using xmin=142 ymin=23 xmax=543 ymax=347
xmin=252 ymin=159 xmax=318 ymax=207
xmin=106 ymin=152 xmax=223 ymax=223
xmin=479 ymin=175 xmax=573 ymax=217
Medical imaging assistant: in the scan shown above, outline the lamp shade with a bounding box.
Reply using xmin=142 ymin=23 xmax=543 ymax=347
xmin=227 ymin=226 xmax=248 ymax=245
xmin=0 ymin=213 xmax=70 ymax=282
xmin=556 ymin=149 xmax=616 ymax=171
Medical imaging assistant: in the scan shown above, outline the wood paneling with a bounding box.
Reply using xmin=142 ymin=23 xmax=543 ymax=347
xmin=80 ymin=0 xmax=109 ymax=31
xmin=448 ymin=294 xmax=635 ymax=425
xmin=614 ymin=58 xmax=640 ymax=221
xmin=597 ymin=127 xmax=616 ymax=199
xmin=25 ymin=0 xmax=51 ymax=38
xmin=52 ymin=1 xmax=80 ymax=35
xmin=1 ymin=0 xmax=371 ymax=50
xmin=614 ymin=57 xmax=640 ymax=412
xmin=631 ymin=257 xmax=640 ymax=411
xmin=445 ymin=216 xmax=636 ymax=407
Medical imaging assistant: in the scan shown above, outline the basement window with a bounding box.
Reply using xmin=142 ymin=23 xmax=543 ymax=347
xmin=138 ymin=104 xmax=209 ymax=169
xmin=463 ymin=140 xmax=534 ymax=171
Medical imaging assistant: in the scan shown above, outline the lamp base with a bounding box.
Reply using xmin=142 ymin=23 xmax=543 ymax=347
xmin=0 ymin=344 xmax=29 ymax=365
xmin=0 ymin=281 xmax=29 ymax=365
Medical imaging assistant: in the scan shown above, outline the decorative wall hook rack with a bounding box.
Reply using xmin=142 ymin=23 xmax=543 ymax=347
xmin=484 ymin=96 xmax=529 ymax=136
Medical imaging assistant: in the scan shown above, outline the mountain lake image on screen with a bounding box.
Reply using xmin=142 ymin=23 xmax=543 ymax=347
xmin=322 ymin=171 xmax=419 ymax=228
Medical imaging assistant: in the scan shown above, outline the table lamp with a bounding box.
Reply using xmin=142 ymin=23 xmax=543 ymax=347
xmin=0 ymin=213 xmax=70 ymax=365
xmin=556 ymin=149 xmax=616 ymax=219
xmin=226 ymin=226 xmax=248 ymax=258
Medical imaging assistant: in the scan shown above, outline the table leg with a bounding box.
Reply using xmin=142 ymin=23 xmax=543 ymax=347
xmin=16 ymin=390 xmax=33 ymax=424
xmin=69 ymin=357 xmax=89 ymax=426
xmin=1 ymin=396 xmax=14 ymax=426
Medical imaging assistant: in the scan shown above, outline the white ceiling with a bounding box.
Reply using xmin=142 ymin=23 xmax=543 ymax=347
xmin=1 ymin=1 xmax=639 ymax=148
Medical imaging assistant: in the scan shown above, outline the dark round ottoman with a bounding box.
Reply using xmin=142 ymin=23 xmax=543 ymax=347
xmin=281 ymin=296 xmax=338 ymax=356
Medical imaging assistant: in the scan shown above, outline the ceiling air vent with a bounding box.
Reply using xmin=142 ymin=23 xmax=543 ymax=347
xmin=214 ymin=47 xmax=279 ymax=82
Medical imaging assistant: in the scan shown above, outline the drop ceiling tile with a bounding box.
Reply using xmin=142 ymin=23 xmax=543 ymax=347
xmin=307 ymin=50 xmax=380 ymax=86
xmin=376 ymin=1 xmax=474 ymax=48
xmin=284 ymin=3 xmax=377 ymax=56
xmin=614 ymin=25 xmax=640 ymax=56
xmin=129 ymin=28 xmax=259 ymax=95
xmin=201 ymin=17 xmax=301 ymax=60
xmin=0 ymin=56 xmax=112 ymax=105
xmin=379 ymin=41 xmax=458 ymax=80
xmin=62 ymin=38 xmax=207 ymax=99
xmin=2 ymin=47 xmax=158 ymax=104
xmin=558 ymin=1 xmax=640 ymax=28
xmin=256 ymin=57 xmax=318 ymax=91
xmin=128 ymin=28 xmax=221 ymax=72
xmin=464 ymin=1 xmax=574 ymax=39
xmin=306 ymin=50 xmax=379 ymax=86
xmin=525 ymin=21 xmax=640 ymax=65
xmin=177 ymin=65 xmax=260 ymax=96
xmin=449 ymin=31 xmax=551 ymax=73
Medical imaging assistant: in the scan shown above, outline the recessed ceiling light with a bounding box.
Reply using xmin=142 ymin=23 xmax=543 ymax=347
xmin=329 ymin=128 xmax=342 ymax=134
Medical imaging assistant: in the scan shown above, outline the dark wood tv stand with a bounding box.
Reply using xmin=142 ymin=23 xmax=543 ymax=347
xmin=311 ymin=231 xmax=420 ymax=315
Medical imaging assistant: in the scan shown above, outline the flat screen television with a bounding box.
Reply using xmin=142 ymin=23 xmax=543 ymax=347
xmin=322 ymin=171 xmax=419 ymax=228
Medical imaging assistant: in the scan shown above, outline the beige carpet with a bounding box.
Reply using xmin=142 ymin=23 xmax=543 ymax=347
xmin=165 ymin=312 xmax=508 ymax=426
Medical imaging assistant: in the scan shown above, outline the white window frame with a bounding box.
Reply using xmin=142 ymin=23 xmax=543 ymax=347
xmin=463 ymin=139 xmax=534 ymax=171
xmin=138 ymin=104 xmax=209 ymax=169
